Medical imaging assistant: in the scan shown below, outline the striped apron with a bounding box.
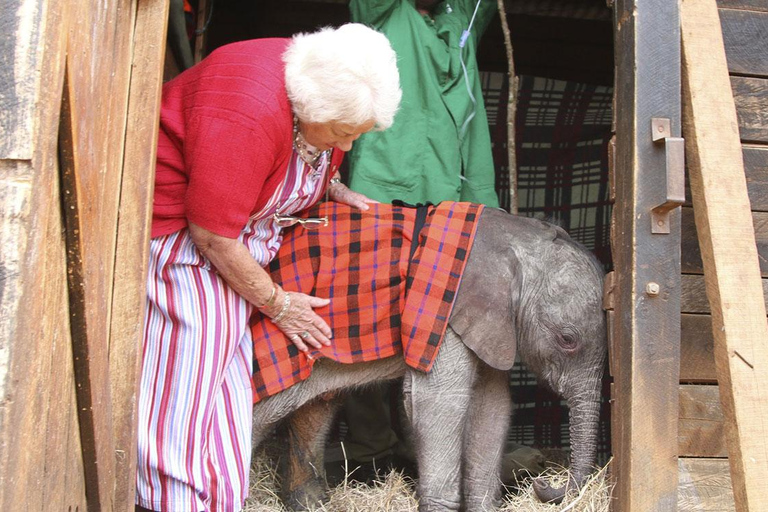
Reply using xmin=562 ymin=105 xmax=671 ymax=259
xmin=136 ymin=150 xmax=330 ymax=512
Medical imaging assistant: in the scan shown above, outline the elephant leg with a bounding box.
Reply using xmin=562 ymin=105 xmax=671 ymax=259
xmin=462 ymin=363 xmax=511 ymax=511
xmin=282 ymin=396 xmax=343 ymax=511
xmin=403 ymin=328 xmax=479 ymax=512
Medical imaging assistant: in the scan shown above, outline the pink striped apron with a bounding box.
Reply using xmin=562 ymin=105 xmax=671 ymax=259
xmin=136 ymin=149 xmax=331 ymax=512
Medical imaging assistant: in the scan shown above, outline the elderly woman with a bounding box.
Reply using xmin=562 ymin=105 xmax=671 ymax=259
xmin=136 ymin=24 xmax=401 ymax=512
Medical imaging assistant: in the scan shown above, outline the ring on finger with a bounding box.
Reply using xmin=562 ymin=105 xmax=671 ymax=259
xmin=291 ymin=334 xmax=300 ymax=341
xmin=300 ymin=331 xmax=310 ymax=339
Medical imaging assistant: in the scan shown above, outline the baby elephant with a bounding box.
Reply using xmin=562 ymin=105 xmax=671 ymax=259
xmin=251 ymin=207 xmax=607 ymax=511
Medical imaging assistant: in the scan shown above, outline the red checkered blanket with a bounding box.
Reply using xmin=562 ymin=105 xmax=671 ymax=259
xmin=250 ymin=201 xmax=483 ymax=402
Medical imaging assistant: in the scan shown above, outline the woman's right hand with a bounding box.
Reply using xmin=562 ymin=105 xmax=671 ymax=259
xmin=328 ymin=180 xmax=378 ymax=211
xmin=263 ymin=289 xmax=332 ymax=352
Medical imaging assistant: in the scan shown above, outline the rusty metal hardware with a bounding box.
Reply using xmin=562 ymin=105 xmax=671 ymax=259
xmin=603 ymin=271 xmax=616 ymax=311
xmin=650 ymin=117 xmax=685 ymax=234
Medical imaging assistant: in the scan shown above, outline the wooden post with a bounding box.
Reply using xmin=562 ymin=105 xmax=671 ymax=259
xmin=110 ymin=1 xmax=169 ymax=510
xmin=496 ymin=0 xmax=518 ymax=213
xmin=611 ymin=0 xmax=683 ymax=509
xmin=681 ymin=0 xmax=768 ymax=510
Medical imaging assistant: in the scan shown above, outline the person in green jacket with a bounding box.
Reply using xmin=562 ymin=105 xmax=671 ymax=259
xmin=347 ymin=0 xmax=500 ymax=206
xmin=337 ymin=0 xmax=499 ymax=481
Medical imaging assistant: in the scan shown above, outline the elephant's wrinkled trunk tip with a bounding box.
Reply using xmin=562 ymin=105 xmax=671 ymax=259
xmin=532 ymin=474 xmax=578 ymax=504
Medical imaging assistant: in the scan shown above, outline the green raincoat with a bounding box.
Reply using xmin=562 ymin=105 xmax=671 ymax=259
xmin=348 ymin=0 xmax=499 ymax=207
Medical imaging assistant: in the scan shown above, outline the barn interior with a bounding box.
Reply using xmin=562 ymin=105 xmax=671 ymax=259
xmin=173 ymin=0 xmax=616 ymax=474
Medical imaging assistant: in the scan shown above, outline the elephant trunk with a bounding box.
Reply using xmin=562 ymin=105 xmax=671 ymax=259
xmin=533 ymin=370 xmax=602 ymax=504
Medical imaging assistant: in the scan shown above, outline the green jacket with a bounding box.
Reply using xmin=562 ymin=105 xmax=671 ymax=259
xmin=348 ymin=0 xmax=499 ymax=207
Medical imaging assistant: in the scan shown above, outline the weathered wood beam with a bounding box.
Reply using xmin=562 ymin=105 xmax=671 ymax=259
xmin=109 ymin=1 xmax=169 ymax=510
xmin=679 ymin=385 xmax=727 ymax=458
xmin=681 ymin=0 xmax=768 ymax=510
xmin=678 ymin=458 xmax=736 ymax=510
xmin=717 ymin=0 xmax=768 ymax=13
xmin=682 ymin=207 xmax=768 ymax=277
xmin=719 ymin=8 xmax=768 ymax=76
xmin=681 ymin=313 xmax=717 ymax=383
xmin=611 ymin=0 xmax=682 ymax=508
xmin=0 ymin=0 xmax=88 ymax=510
xmin=731 ymin=77 xmax=768 ymax=144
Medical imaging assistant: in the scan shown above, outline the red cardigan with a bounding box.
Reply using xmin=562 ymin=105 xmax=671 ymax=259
xmin=152 ymin=38 xmax=344 ymax=238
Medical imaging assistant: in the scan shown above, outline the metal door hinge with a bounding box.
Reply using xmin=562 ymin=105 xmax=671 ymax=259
xmin=651 ymin=117 xmax=685 ymax=234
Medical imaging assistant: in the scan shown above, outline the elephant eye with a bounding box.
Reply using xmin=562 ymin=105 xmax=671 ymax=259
xmin=557 ymin=333 xmax=579 ymax=352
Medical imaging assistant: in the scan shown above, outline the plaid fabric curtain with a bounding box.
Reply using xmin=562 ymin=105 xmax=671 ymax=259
xmin=483 ymin=72 xmax=613 ymax=463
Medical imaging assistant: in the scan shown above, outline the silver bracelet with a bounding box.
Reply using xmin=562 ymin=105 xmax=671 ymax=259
xmin=329 ymin=177 xmax=342 ymax=186
xmin=259 ymin=283 xmax=279 ymax=309
xmin=272 ymin=292 xmax=291 ymax=323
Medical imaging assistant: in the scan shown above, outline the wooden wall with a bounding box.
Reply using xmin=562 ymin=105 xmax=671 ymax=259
xmin=0 ymin=1 xmax=167 ymax=510
xmin=678 ymin=0 xmax=768 ymax=509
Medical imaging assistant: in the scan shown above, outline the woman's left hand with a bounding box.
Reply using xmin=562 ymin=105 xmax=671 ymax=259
xmin=270 ymin=291 xmax=332 ymax=352
xmin=328 ymin=181 xmax=378 ymax=210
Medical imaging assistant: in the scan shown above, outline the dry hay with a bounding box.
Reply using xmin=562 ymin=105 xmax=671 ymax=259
xmin=244 ymin=453 xmax=613 ymax=512
xmin=498 ymin=459 xmax=614 ymax=512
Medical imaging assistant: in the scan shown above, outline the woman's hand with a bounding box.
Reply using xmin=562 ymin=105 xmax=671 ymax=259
xmin=265 ymin=289 xmax=332 ymax=352
xmin=328 ymin=180 xmax=378 ymax=210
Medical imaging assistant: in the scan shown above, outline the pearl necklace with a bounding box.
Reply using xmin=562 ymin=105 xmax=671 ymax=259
xmin=293 ymin=117 xmax=327 ymax=169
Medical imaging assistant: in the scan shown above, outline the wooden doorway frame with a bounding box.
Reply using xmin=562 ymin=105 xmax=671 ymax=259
xmin=610 ymin=0 xmax=683 ymax=509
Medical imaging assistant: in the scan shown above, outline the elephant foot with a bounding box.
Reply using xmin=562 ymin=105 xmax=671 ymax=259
xmin=532 ymin=474 xmax=578 ymax=504
xmin=283 ymin=477 xmax=328 ymax=511
xmin=418 ymin=496 xmax=461 ymax=512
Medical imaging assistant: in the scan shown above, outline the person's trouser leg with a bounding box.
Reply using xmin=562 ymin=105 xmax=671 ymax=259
xmin=342 ymin=386 xmax=399 ymax=463
xmin=136 ymin=233 xmax=253 ymax=511
xmin=205 ymin=336 xmax=254 ymax=512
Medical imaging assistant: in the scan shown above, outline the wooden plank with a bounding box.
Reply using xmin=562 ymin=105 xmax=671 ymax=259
xmin=720 ymin=9 xmax=768 ymax=77
xmin=732 ymin=76 xmax=768 ymax=143
xmin=682 ymin=1 xmax=768 ymax=510
xmin=743 ymin=146 xmax=768 ymax=211
xmin=681 ymin=314 xmax=718 ymax=383
xmin=682 ymin=274 xmax=768 ymax=313
xmin=0 ymin=0 xmax=89 ymax=509
xmin=59 ymin=0 xmax=139 ymax=507
xmin=679 ymin=385 xmax=727 ymax=457
xmin=0 ymin=0 xmax=45 ymax=159
xmin=687 ymin=146 xmax=768 ymax=211
xmin=717 ymin=0 xmax=768 ymax=12
xmin=679 ymin=458 xmax=736 ymax=511
xmin=611 ymin=0 xmax=682 ymax=509
xmin=682 ymin=207 xmax=768 ymax=276
xmin=41 ymin=163 xmax=89 ymax=511
xmin=109 ymin=1 xmax=169 ymax=510
xmin=0 ymin=1 xmax=85 ymax=511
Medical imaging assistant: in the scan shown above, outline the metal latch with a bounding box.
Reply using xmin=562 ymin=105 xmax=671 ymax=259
xmin=650 ymin=118 xmax=685 ymax=234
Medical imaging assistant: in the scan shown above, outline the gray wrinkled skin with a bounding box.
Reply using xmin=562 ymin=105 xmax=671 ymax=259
xmin=252 ymin=208 xmax=607 ymax=511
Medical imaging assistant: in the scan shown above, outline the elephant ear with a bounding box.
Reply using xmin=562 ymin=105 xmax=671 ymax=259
xmin=449 ymin=210 xmax=523 ymax=371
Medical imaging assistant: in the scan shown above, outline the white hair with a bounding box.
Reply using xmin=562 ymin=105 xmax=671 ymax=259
xmin=284 ymin=23 xmax=402 ymax=130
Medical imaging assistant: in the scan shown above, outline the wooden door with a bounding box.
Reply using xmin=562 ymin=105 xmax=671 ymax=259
xmin=610 ymin=0 xmax=684 ymax=509
xmin=0 ymin=1 xmax=167 ymax=510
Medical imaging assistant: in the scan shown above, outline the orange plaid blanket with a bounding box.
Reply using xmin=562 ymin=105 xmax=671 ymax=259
xmin=250 ymin=201 xmax=483 ymax=402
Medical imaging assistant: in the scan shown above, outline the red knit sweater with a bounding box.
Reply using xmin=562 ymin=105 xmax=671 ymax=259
xmin=152 ymin=38 xmax=308 ymax=238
